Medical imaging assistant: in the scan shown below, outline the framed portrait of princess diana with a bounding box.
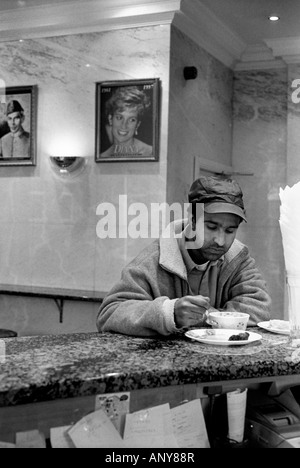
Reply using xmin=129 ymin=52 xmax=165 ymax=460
xmin=95 ymin=78 xmax=160 ymax=162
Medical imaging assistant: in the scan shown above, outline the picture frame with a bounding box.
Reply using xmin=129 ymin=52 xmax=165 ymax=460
xmin=95 ymin=78 xmax=160 ymax=162
xmin=0 ymin=85 xmax=37 ymax=166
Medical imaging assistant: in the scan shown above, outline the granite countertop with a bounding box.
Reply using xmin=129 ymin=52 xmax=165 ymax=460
xmin=0 ymin=328 xmax=300 ymax=408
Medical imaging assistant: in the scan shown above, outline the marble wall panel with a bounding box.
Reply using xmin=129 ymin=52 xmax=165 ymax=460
xmin=0 ymin=222 xmax=33 ymax=285
xmin=167 ymin=26 xmax=234 ymax=205
xmin=0 ymin=25 xmax=170 ymax=303
xmin=232 ymin=69 xmax=288 ymax=319
xmin=287 ymin=64 xmax=300 ymax=186
xmin=30 ymin=223 xmax=96 ymax=289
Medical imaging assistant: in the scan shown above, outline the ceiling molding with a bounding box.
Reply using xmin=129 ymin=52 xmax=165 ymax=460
xmin=173 ymin=0 xmax=246 ymax=69
xmin=173 ymin=1 xmax=300 ymax=70
xmin=0 ymin=0 xmax=249 ymax=69
xmin=0 ymin=0 xmax=300 ymax=70
xmin=239 ymin=44 xmax=277 ymax=63
xmin=265 ymin=37 xmax=300 ymax=65
xmin=282 ymin=55 xmax=300 ymax=64
xmin=234 ymin=44 xmax=286 ymax=71
xmin=0 ymin=0 xmax=181 ymax=41
xmin=234 ymin=59 xmax=286 ymax=71
xmin=265 ymin=37 xmax=300 ymax=57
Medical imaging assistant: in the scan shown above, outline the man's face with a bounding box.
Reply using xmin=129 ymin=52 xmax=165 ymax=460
xmin=7 ymin=111 xmax=23 ymax=134
xmin=192 ymin=211 xmax=241 ymax=263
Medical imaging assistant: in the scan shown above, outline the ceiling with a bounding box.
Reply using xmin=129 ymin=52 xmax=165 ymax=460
xmin=1 ymin=0 xmax=300 ymax=69
xmin=199 ymin=0 xmax=300 ymax=45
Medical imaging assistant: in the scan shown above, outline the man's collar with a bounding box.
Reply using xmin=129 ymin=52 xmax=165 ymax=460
xmin=11 ymin=128 xmax=24 ymax=138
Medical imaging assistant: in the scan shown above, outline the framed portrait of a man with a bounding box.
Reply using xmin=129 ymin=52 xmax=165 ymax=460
xmin=95 ymin=78 xmax=160 ymax=162
xmin=0 ymin=85 xmax=37 ymax=167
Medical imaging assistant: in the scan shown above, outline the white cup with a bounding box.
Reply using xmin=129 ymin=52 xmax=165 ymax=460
xmin=206 ymin=311 xmax=250 ymax=330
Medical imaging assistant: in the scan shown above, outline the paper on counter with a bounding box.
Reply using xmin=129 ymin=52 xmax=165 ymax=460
xmin=16 ymin=429 xmax=46 ymax=448
xmin=171 ymin=399 xmax=210 ymax=448
xmin=123 ymin=400 xmax=210 ymax=448
xmin=163 ymin=405 xmax=179 ymax=448
xmin=50 ymin=425 xmax=75 ymax=448
xmin=95 ymin=392 xmax=130 ymax=436
xmin=287 ymin=436 xmax=300 ymax=448
xmin=0 ymin=441 xmax=16 ymax=448
xmin=68 ymin=409 xmax=125 ymax=448
xmin=226 ymin=388 xmax=248 ymax=443
xmin=123 ymin=403 xmax=176 ymax=448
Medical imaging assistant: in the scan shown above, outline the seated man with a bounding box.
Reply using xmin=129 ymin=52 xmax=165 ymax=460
xmin=97 ymin=175 xmax=271 ymax=337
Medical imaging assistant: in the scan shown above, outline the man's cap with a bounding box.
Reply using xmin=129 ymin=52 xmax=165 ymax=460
xmin=188 ymin=175 xmax=247 ymax=222
xmin=6 ymin=100 xmax=24 ymax=116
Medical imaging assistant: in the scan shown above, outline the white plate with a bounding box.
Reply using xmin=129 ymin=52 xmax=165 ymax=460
xmin=185 ymin=329 xmax=262 ymax=346
xmin=258 ymin=320 xmax=290 ymax=335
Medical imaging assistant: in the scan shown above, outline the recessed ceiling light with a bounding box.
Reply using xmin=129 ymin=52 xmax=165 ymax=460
xmin=268 ymin=15 xmax=280 ymax=21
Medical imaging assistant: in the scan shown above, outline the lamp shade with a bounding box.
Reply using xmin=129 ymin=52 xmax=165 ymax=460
xmin=49 ymin=156 xmax=86 ymax=178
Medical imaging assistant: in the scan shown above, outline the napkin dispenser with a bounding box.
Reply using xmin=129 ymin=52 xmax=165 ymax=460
xmin=245 ymin=389 xmax=300 ymax=448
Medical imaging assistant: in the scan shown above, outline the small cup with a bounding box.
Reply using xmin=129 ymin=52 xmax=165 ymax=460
xmin=206 ymin=311 xmax=250 ymax=330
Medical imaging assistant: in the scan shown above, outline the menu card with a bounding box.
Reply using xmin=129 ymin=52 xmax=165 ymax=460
xmin=68 ymin=409 xmax=125 ymax=448
xmin=123 ymin=399 xmax=209 ymax=448
xmin=171 ymin=399 xmax=210 ymax=448
xmin=50 ymin=425 xmax=75 ymax=448
xmin=95 ymin=392 xmax=130 ymax=436
xmin=0 ymin=441 xmax=15 ymax=448
xmin=49 ymin=397 xmax=209 ymax=448
xmin=15 ymin=429 xmax=46 ymax=448
xmin=123 ymin=403 xmax=178 ymax=448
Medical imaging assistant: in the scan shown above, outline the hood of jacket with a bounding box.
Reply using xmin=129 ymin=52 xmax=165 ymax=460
xmin=159 ymin=218 xmax=247 ymax=280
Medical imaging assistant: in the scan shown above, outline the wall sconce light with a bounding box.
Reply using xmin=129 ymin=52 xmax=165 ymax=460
xmin=49 ymin=156 xmax=87 ymax=178
xmin=183 ymin=66 xmax=198 ymax=80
